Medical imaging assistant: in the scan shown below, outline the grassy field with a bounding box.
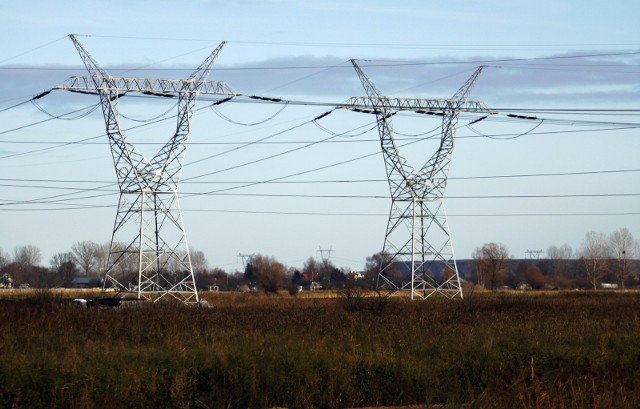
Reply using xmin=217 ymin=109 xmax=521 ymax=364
xmin=1 ymin=289 xmax=639 ymax=408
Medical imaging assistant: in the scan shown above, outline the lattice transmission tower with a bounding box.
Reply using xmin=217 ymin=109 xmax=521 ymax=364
xmin=58 ymin=35 xmax=236 ymax=303
xmin=347 ymin=60 xmax=488 ymax=299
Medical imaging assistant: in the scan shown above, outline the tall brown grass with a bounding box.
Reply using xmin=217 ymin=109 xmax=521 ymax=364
xmin=0 ymin=290 xmax=639 ymax=408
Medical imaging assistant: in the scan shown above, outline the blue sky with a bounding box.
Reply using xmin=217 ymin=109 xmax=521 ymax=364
xmin=1 ymin=0 xmax=639 ymax=272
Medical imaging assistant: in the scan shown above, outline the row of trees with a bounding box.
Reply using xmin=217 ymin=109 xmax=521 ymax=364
xmin=471 ymin=228 xmax=639 ymax=290
xmin=1 ymin=227 xmax=637 ymax=292
xmin=0 ymin=240 xmax=210 ymax=289
xmin=0 ymin=240 xmax=357 ymax=292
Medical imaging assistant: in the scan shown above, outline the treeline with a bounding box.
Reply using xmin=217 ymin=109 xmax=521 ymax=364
xmin=467 ymin=228 xmax=640 ymax=290
xmin=0 ymin=241 xmax=369 ymax=292
xmin=1 ymin=227 xmax=638 ymax=292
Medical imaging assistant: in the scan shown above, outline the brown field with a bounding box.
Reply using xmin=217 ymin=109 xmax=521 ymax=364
xmin=1 ymin=289 xmax=639 ymax=408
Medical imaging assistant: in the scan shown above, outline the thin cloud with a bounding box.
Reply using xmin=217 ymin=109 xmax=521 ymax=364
xmin=1 ymin=49 xmax=638 ymax=111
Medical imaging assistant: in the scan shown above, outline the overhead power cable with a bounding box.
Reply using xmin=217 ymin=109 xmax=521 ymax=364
xmin=467 ymin=119 xmax=545 ymax=140
xmin=182 ymin=113 xmax=328 ymax=171
xmin=182 ymin=110 xmax=377 ymax=182
xmin=0 ymin=89 xmax=51 ymax=114
xmin=120 ymin=101 xmax=179 ymax=123
xmin=210 ymin=101 xmax=289 ymax=126
xmin=3 ymin=189 xmax=639 ymax=208
xmin=4 ymin=49 xmax=640 ymax=72
xmin=31 ymin=98 xmax=100 ymax=120
xmin=181 ymin=123 xmax=447 ymax=197
xmin=2 ymin=168 xmax=638 ymax=187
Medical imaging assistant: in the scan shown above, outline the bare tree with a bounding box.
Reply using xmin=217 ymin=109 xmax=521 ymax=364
xmin=14 ymin=245 xmax=42 ymax=271
xmin=245 ymin=254 xmax=286 ymax=293
xmin=524 ymin=265 xmax=546 ymax=290
xmin=12 ymin=245 xmax=43 ymax=286
xmin=473 ymin=243 xmax=510 ymax=290
xmin=189 ymin=248 xmax=208 ymax=274
xmin=363 ymin=251 xmax=400 ymax=288
xmin=472 ymin=248 xmax=486 ymax=289
xmin=579 ymin=231 xmax=611 ymax=289
xmin=93 ymin=242 xmax=110 ymax=277
xmin=71 ymin=240 xmax=98 ymax=275
xmin=0 ymin=247 xmax=8 ymax=270
xmin=302 ymin=257 xmax=322 ymax=282
xmin=609 ymin=228 xmax=638 ymax=289
xmin=544 ymin=244 xmax=574 ymax=277
xmin=547 ymin=244 xmax=573 ymax=261
xmin=108 ymin=242 xmax=139 ymax=283
xmin=50 ymin=252 xmax=79 ymax=287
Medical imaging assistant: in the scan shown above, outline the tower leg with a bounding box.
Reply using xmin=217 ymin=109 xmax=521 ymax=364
xmin=376 ymin=197 xmax=462 ymax=299
xmin=102 ymin=191 xmax=198 ymax=303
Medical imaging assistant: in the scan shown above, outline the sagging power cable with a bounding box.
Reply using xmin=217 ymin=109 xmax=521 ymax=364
xmin=31 ymin=99 xmax=100 ymax=120
xmin=183 ymin=109 xmax=338 ymax=180
xmin=121 ymin=101 xmax=179 ymax=123
xmin=210 ymin=100 xmax=289 ymax=126
xmin=467 ymin=119 xmax=545 ymax=140
xmin=0 ymin=89 xmax=51 ymax=113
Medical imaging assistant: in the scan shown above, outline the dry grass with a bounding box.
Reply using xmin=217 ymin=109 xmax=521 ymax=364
xmin=1 ymin=290 xmax=639 ymax=408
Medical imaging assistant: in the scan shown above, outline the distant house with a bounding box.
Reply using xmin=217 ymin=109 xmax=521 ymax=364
xmin=348 ymin=271 xmax=364 ymax=280
xmin=0 ymin=273 xmax=13 ymax=288
xmin=601 ymin=283 xmax=619 ymax=289
xmin=71 ymin=277 xmax=101 ymax=288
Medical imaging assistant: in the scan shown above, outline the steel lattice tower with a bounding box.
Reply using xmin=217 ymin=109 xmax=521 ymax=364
xmin=348 ymin=60 xmax=487 ymax=299
xmin=60 ymin=35 xmax=236 ymax=303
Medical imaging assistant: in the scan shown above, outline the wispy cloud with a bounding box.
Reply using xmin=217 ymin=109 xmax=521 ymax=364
xmin=2 ymin=49 xmax=639 ymax=111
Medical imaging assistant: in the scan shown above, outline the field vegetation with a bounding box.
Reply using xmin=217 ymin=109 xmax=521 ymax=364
xmin=1 ymin=290 xmax=640 ymax=408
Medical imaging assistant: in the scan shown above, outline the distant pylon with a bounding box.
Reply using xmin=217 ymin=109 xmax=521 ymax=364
xmin=238 ymin=253 xmax=255 ymax=269
xmin=60 ymin=35 xmax=236 ymax=303
xmin=348 ymin=60 xmax=488 ymax=299
xmin=317 ymin=246 xmax=334 ymax=262
xmin=526 ymin=249 xmax=544 ymax=260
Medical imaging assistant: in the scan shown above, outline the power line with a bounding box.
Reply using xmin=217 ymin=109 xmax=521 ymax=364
xmin=3 ymin=49 xmax=640 ymax=73
xmin=2 ymin=167 xmax=638 ymax=186
xmin=69 ymin=35 xmax=640 ymax=48
xmin=0 ymin=36 xmax=68 ymax=64
xmin=4 ymin=190 xmax=639 ymax=209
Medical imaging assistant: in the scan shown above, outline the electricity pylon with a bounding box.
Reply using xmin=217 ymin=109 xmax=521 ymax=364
xmin=348 ymin=60 xmax=488 ymax=299
xmin=59 ymin=35 xmax=236 ymax=303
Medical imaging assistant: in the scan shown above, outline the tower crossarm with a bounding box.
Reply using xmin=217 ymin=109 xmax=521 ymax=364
xmin=187 ymin=41 xmax=226 ymax=83
xmin=69 ymin=34 xmax=110 ymax=83
xmin=68 ymin=35 xmax=148 ymax=190
xmin=419 ymin=66 xmax=486 ymax=198
xmin=343 ymin=96 xmax=488 ymax=113
xmin=350 ymin=59 xmax=418 ymax=197
xmin=451 ymin=65 xmax=485 ymax=101
xmin=56 ymin=76 xmax=238 ymax=96
xmin=146 ymin=41 xmax=229 ymax=190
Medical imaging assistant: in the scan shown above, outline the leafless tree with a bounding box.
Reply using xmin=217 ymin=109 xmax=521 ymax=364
xmin=109 ymin=242 xmax=139 ymax=278
xmin=0 ymin=247 xmax=8 ymax=269
xmin=93 ymin=242 xmax=110 ymax=277
xmin=609 ymin=228 xmax=638 ymax=289
xmin=524 ymin=265 xmax=546 ymax=290
xmin=189 ymin=248 xmax=208 ymax=274
xmin=13 ymin=245 xmax=42 ymax=271
xmin=363 ymin=251 xmax=401 ymax=288
xmin=71 ymin=240 xmax=98 ymax=275
xmin=303 ymin=257 xmax=322 ymax=281
xmin=579 ymin=231 xmax=612 ymax=289
xmin=50 ymin=252 xmax=75 ymax=272
xmin=50 ymin=252 xmax=78 ymax=287
xmin=473 ymin=243 xmax=510 ymax=290
xmin=547 ymin=244 xmax=573 ymax=261
xmin=545 ymin=243 xmax=575 ymax=281
xmin=246 ymin=254 xmax=286 ymax=293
